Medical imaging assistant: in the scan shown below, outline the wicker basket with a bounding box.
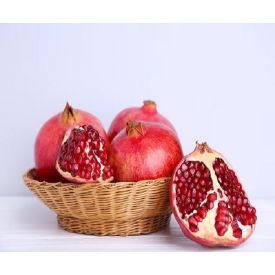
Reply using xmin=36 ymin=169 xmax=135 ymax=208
xmin=23 ymin=169 xmax=172 ymax=236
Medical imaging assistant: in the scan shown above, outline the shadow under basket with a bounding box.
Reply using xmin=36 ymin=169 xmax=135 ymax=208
xmin=23 ymin=169 xmax=172 ymax=236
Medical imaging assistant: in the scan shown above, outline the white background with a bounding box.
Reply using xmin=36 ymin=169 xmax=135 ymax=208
xmin=0 ymin=24 xmax=274 ymax=199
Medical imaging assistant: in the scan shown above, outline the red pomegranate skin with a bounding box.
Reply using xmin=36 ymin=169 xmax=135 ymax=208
xmin=35 ymin=103 xmax=107 ymax=182
xmin=108 ymin=100 xmax=176 ymax=141
xmin=108 ymin=121 xmax=183 ymax=182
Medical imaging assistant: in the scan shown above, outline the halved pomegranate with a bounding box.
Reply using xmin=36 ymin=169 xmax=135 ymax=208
xmin=56 ymin=125 xmax=114 ymax=183
xmin=170 ymin=142 xmax=256 ymax=247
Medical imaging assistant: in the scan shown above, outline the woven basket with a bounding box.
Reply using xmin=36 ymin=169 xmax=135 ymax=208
xmin=23 ymin=169 xmax=171 ymax=236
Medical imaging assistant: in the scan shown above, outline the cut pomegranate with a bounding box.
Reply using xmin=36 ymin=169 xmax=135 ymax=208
xmin=56 ymin=125 xmax=114 ymax=183
xmin=170 ymin=142 xmax=256 ymax=247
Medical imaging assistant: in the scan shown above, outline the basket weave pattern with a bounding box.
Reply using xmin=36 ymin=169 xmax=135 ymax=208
xmin=24 ymin=169 xmax=171 ymax=236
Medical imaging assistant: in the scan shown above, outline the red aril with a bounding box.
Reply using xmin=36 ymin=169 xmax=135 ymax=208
xmin=108 ymin=121 xmax=183 ymax=182
xmin=108 ymin=100 xmax=176 ymax=141
xmin=35 ymin=103 xmax=107 ymax=182
xmin=56 ymin=125 xmax=113 ymax=183
xmin=170 ymin=142 xmax=256 ymax=247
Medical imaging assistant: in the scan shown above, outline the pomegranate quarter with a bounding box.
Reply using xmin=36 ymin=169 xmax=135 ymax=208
xmin=170 ymin=142 xmax=256 ymax=247
xmin=56 ymin=125 xmax=114 ymax=183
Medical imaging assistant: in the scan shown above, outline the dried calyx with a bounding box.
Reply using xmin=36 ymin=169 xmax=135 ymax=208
xmin=61 ymin=102 xmax=79 ymax=126
xmin=126 ymin=121 xmax=146 ymax=137
xmin=141 ymin=100 xmax=157 ymax=113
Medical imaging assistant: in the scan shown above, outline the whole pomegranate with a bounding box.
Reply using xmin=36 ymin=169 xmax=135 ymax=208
xmin=170 ymin=142 xmax=256 ymax=247
xmin=108 ymin=121 xmax=183 ymax=182
xmin=35 ymin=103 xmax=107 ymax=182
xmin=108 ymin=100 xmax=176 ymax=141
xmin=56 ymin=125 xmax=114 ymax=183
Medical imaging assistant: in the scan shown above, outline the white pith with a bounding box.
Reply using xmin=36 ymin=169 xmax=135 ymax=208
xmin=172 ymin=145 xmax=255 ymax=246
xmin=56 ymin=126 xmax=113 ymax=183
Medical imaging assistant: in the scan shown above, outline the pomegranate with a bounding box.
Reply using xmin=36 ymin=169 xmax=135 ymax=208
xmin=108 ymin=100 xmax=176 ymax=141
xmin=35 ymin=103 xmax=107 ymax=181
xmin=56 ymin=125 xmax=114 ymax=183
xmin=170 ymin=142 xmax=256 ymax=247
xmin=108 ymin=121 xmax=183 ymax=182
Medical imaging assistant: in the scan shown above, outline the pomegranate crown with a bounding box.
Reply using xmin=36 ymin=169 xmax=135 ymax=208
xmin=62 ymin=102 xmax=79 ymax=126
xmin=126 ymin=121 xmax=146 ymax=137
xmin=142 ymin=100 xmax=157 ymax=113
xmin=195 ymin=141 xmax=213 ymax=154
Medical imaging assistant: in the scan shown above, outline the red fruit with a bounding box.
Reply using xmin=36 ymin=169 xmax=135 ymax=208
xmin=56 ymin=125 xmax=114 ymax=183
xmin=108 ymin=100 xmax=176 ymax=141
xmin=108 ymin=121 xmax=183 ymax=182
xmin=170 ymin=142 xmax=256 ymax=247
xmin=35 ymin=103 xmax=107 ymax=182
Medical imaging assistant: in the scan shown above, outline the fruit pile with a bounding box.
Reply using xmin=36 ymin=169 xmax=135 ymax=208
xmin=33 ymin=100 xmax=256 ymax=247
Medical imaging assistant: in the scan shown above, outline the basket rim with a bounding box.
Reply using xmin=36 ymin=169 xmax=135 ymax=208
xmin=23 ymin=168 xmax=171 ymax=190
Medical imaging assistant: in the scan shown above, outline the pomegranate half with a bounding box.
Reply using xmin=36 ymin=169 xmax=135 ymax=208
xmin=108 ymin=100 xmax=176 ymax=141
xmin=170 ymin=142 xmax=256 ymax=247
xmin=35 ymin=103 xmax=107 ymax=181
xmin=108 ymin=121 xmax=183 ymax=182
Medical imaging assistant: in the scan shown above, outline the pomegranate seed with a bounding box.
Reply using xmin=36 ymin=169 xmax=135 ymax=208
xmin=181 ymin=164 xmax=188 ymax=171
xmin=218 ymin=201 xmax=227 ymax=208
xmin=243 ymin=197 xmax=248 ymax=205
xmin=233 ymin=228 xmax=242 ymax=239
xmin=195 ymin=171 xmax=201 ymax=178
xmin=198 ymin=163 xmax=205 ymax=171
xmin=190 ymin=168 xmax=196 ymax=176
xmin=181 ymin=186 xmax=187 ymax=194
xmin=184 ymin=171 xmax=189 ymax=179
xmin=217 ymin=188 xmax=223 ymax=198
xmin=203 ymin=170 xmax=210 ymax=178
xmin=197 ymin=207 xmax=207 ymax=219
xmin=206 ymin=201 xmax=214 ymax=210
xmin=215 ymin=214 xmax=230 ymax=224
xmin=237 ymin=197 xmax=242 ymax=206
xmin=214 ymin=167 xmax=220 ymax=175
xmin=194 ymin=214 xmax=203 ymax=222
xmin=188 ymin=216 xmax=198 ymax=227
xmin=200 ymin=179 xmax=206 ymax=186
xmin=207 ymin=192 xmax=217 ymax=202
xmin=189 ymin=225 xmax=199 ymax=232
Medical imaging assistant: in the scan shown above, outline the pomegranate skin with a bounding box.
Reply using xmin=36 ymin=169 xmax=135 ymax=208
xmin=35 ymin=103 xmax=107 ymax=182
xmin=108 ymin=100 xmax=176 ymax=141
xmin=108 ymin=121 xmax=183 ymax=182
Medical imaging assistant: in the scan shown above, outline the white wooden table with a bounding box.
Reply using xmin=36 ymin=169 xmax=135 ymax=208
xmin=0 ymin=196 xmax=274 ymax=251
